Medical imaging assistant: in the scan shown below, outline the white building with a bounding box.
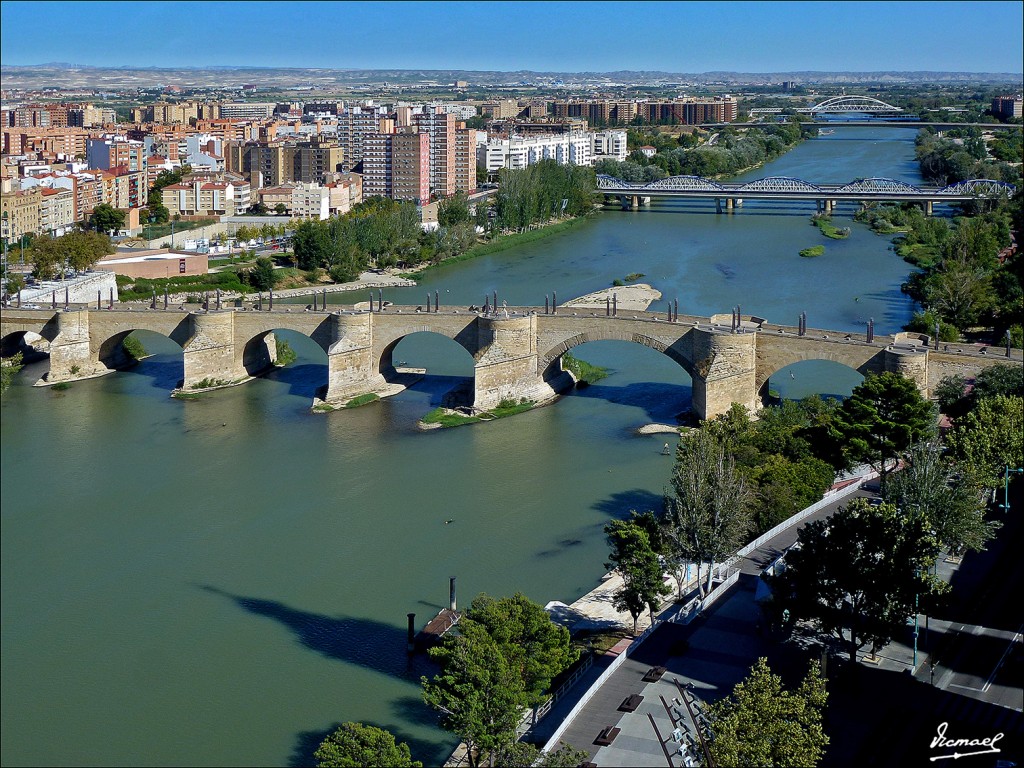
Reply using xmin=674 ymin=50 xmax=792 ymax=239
xmin=592 ymin=130 xmax=629 ymax=162
xmin=290 ymin=183 xmax=330 ymax=220
xmin=479 ymin=132 xmax=593 ymax=173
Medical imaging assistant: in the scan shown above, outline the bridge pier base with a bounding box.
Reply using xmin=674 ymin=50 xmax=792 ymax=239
xmin=690 ymin=326 xmax=758 ymax=420
xmin=324 ymin=312 xmax=387 ymax=404
xmin=181 ymin=311 xmax=240 ymax=391
xmin=924 ymin=201 xmax=933 ymax=216
xmin=725 ymin=198 xmax=734 ymax=212
xmin=45 ymin=308 xmax=107 ymax=384
xmin=474 ymin=314 xmax=564 ymax=410
xmin=715 ymin=198 xmax=722 ymax=214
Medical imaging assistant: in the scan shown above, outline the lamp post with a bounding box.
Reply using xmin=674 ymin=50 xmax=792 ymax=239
xmin=1000 ymin=466 xmax=1024 ymax=511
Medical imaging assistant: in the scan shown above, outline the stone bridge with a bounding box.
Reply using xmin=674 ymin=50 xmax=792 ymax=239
xmin=2 ymin=305 xmax=1018 ymax=419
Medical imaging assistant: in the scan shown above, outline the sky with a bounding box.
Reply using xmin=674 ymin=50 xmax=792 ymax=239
xmin=1 ymin=0 xmax=1022 ymax=74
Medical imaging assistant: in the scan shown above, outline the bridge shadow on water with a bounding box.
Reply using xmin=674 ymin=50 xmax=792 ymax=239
xmin=196 ymin=585 xmax=437 ymax=684
xmin=569 ymin=380 xmax=692 ymax=424
xmin=259 ymin=361 xmax=328 ymax=400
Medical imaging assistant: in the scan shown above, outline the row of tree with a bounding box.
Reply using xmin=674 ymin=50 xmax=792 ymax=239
xmin=27 ymin=229 xmax=115 ymax=281
xmin=492 ymin=161 xmax=596 ymax=232
xmin=595 ymin=122 xmax=810 ymax=182
xmin=914 ymin=128 xmax=1022 ymax=186
xmin=855 ymin=195 xmax=1022 ymax=345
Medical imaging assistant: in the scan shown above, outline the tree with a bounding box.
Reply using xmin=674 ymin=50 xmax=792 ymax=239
xmin=884 ymin=442 xmax=998 ymax=556
xmin=89 ymin=203 xmax=126 ymax=234
xmin=769 ymin=499 xmax=943 ymax=664
xmin=247 ymin=256 xmax=278 ymax=291
xmin=829 ymin=372 xmax=936 ymax=485
xmin=250 ymin=200 xmax=269 ymax=215
xmin=493 ymin=742 xmax=590 ymax=767
xmin=605 ymin=519 xmax=671 ymax=634
xmin=314 ymin=722 xmax=421 ymax=768
xmin=422 ymin=621 xmax=526 ymax=768
xmin=439 ymin=191 xmax=472 ymax=227
xmin=274 ymin=202 xmax=288 ymax=215
xmin=463 ymin=593 xmax=578 ymax=707
xmin=945 ymin=394 xmax=1024 ymax=489
xmin=707 ymin=657 xmax=829 ymax=768
xmin=664 ymin=427 xmax=753 ymax=594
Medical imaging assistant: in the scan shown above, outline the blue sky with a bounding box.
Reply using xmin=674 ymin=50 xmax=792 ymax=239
xmin=2 ymin=1 xmax=1022 ymax=73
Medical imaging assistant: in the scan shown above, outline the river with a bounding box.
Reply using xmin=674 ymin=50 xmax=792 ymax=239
xmin=0 ymin=125 xmax=923 ymax=766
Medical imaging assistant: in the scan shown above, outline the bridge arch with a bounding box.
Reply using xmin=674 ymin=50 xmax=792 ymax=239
xmin=96 ymin=328 xmax=184 ymax=373
xmin=539 ymin=330 xmax=698 ymax=383
xmin=736 ymin=176 xmax=825 ymax=194
xmin=643 ymin=175 xmax=727 ymax=192
xmin=239 ymin=328 xmax=325 ymax=379
xmin=757 ymin=358 xmax=868 ymax=405
xmin=937 ymin=178 xmax=1017 ymax=197
xmin=808 ymin=96 xmax=902 ymax=114
xmin=835 ymin=177 xmax=923 ymax=195
xmin=1 ymin=329 xmax=48 ymax=359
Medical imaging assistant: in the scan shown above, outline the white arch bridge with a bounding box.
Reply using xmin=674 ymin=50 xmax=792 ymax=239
xmin=749 ymin=96 xmax=904 ymax=116
xmin=596 ymin=175 xmax=1017 ymax=213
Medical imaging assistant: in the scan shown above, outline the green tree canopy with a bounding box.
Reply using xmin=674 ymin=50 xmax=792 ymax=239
xmin=708 ymin=657 xmax=829 ymax=768
xmin=945 ymin=394 xmax=1024 ymax=488
xmin=463 ymin=593 xmax=578 ymax=707
xmin=422 ymin=621 xmax=526 ymax=768
xmin=438 ymin=191 xmax=472 ymax=227
xmin=314 ymin=722 xmax=421 ymax=768
xmin=884 ymin=442 xmax=998 ymax=556
xmin=89 ymin=203 xmax=126 ymax=234
xmin=770 ymin=498 xmax=944 ymax=663
xmin=605 ymin=518 xmax=671 ymax=634
xmin=828 ymin=372 xmax=936 ymax=484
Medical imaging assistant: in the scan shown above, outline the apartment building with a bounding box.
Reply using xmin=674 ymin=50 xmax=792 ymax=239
xmin=991 ymin=95 xmax=1023 ymax=120
xmin=0 ymin=182 xmax=41 ymax=238
xmin=479 ymin=132 xmax=593 ymax=173
xmin=225 ymin=138 xmax=344 ymax=186
xmin=641 ymin=97 xmax=739 ymax=124
xmin=162 ymin=180 xmax=246 ymax=217
xmin=454 ymin=127 xmax=481 ymax=193
xmin=217 ymin=102 xmax=277 ymax=120
xmin=325 ymin=173 xmax=362 ymax=216
xmin=414 ymin=107 xmax=457 ymax=198
xmin=362 ymin=129 xmax=429 ymax=203
xmin=39 ymin=187 xmax=76 ymax=236
xmin=68 ymin=104 xmax=117 ymax=127
xmin=338 ymin=106 xmax=394 ymax=170
xmin=590 ymin=130 xmax=628 ymax=162
xmin=481 ymin=99 xmax=520 ymax=120
xmin=2 ymin=127 xmax=90 ymax=157
xmin=100 ymin=167 xmax=148 ymax=210
xmin=86 ymin=137 xmax=148 ymax=173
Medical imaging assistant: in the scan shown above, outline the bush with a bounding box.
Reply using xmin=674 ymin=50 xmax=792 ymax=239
xmin=799 ymin=245 xmax=825 ymax=258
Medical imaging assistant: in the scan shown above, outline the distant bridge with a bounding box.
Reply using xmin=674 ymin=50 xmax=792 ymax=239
xmin=748 ymin=96 xmax=903 ymax=116
xmin=713 ymin=120 xmax=1023 ymax=131
xmin=1 ymin=304 xmax=1016 ymax=421
xmin=596 ymin=175 xmax=1017 ymax=213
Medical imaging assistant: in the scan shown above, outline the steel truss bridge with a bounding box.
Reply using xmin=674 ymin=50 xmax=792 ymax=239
xmin=596 ymin=175 xmax=1016 ymax=210
xmin=749 ymin=96 xmax=904 ymax=116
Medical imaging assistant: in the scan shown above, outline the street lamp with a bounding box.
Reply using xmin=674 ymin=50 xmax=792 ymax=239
xmin=1000 ymin=465 xmax=1023 ymax=511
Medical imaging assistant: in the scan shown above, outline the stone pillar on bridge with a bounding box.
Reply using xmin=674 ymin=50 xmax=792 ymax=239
xmin=474 ymin=313 xmax=559 ymax=410
xmin=46 ymin=308 xmax=103 ymax=383
xmin=884 ymin=347 xmax=930 ymax=397
xmin=181 ymin=311 xmax=238 ymax=391
xmin=324 ymin=312 xmax=382 ymax=404
xmin=925 ymin=201 xmax=933 ymax=216
xmin=689 ymin=326 xmax=759 ymax=420
xmin=725 ymin=198 xmax=734 ymax=212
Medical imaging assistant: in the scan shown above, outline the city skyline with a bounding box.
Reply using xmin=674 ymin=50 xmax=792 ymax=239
xmin=1 ymin=0 xmax=1022 ymax=75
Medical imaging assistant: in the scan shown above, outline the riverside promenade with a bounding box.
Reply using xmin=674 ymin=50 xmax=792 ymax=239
xmin=523 ymin=471 xmax=879 ymax=766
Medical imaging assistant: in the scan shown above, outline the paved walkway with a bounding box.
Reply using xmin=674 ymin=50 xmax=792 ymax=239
xmin=534 ymin=485 xmax=874 ymax=765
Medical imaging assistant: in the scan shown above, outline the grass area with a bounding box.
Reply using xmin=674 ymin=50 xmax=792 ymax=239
xmin=399 ymin=216 xmax=589 ymax=279
xmin=51 ymin=382 xmax=71 ymax=391
xmin=122 ymin=335 xmax=147 ymax=361
xmin=812 ymin=216 xmax=851 ymax=239
xmin=573 ymin=628 xmax=633 ymax=655
xmin=420 ymin=398 xmax=536 ymax=428
xmin=344 ymin=393 xmax=380 ymax=408
xmin=612 ymin=272 xmax=645 ymax=287
xmin=1 ymin=353 xmax=25 ymax=394
xmin=312 ymin=403 xmax=337 ymax=412
xmin=895 ymin=242 xmax=942 ymax=268
xmin=141 ymin=218 xmax=216 ymax=242
xmin=799 ymin=245 xmax=826 ymax=258
xmin=562 ymin=352 xmax=609 ymax=385
xmin=172 ymin=391 xmax=205 ymax=400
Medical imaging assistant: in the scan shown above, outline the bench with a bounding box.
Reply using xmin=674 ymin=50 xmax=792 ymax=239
xmin=594 ymin=726 xmax=621 ymax=746
xmin=618 ymin=693 xmax=644 ymax=712
xmin=642 ymin=665 xmax=667 ymax=682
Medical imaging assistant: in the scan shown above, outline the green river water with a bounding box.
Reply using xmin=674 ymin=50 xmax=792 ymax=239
xmin=1 ymin=126 xmax=925 ymax=766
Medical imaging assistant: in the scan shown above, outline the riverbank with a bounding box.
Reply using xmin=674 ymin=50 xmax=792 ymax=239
xmin=399 ymin=216 xmax=591 ymax=280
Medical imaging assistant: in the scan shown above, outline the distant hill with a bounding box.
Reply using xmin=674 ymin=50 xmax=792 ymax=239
xmin=1 ymin=64 xmax=1020 ymax=90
